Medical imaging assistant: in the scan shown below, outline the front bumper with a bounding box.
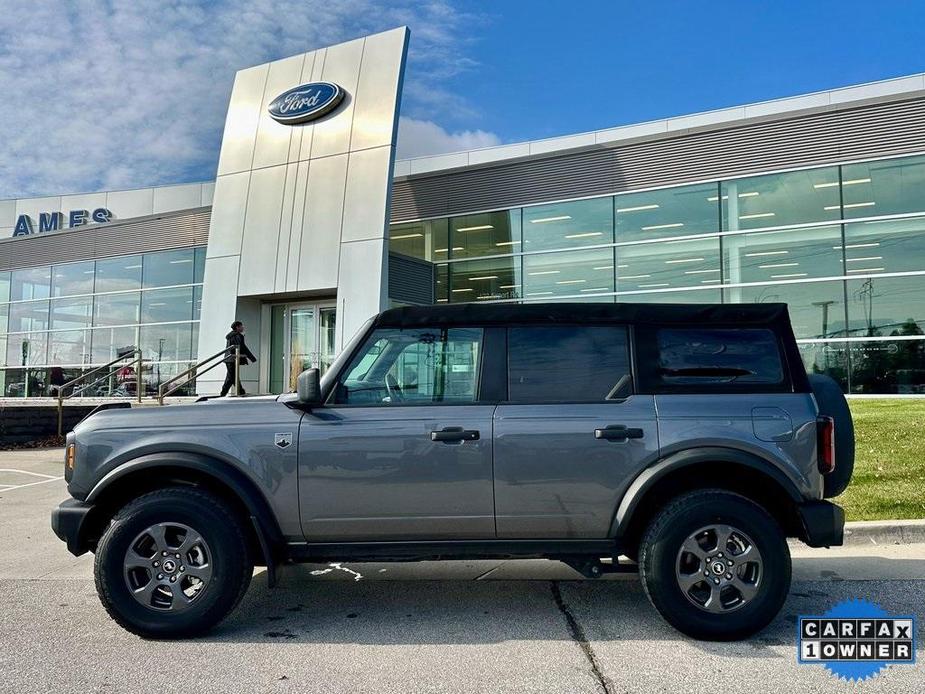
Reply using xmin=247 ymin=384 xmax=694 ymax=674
xmin=797 ymin=500 xmax=845 ymax=547
xmin=51 ymin=498 xmax=95 ymax=556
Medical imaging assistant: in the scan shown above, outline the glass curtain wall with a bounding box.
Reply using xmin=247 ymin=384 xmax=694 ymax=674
xmin=388 ymin=153 xmax=925 ymax=394
xmin=0 ymin=247 xmax=205 ymax=397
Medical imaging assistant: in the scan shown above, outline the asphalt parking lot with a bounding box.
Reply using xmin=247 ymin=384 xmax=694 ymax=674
xmin=1 ymin=448 xmax=922 ymax=694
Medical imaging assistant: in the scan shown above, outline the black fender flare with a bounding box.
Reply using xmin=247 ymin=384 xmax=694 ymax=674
xmin=610 ymin=446 xmax=804 ymax=539
xmin=86 ymin=451 xmax=284 ymax=566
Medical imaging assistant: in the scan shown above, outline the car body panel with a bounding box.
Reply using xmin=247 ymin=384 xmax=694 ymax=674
xmin=492 ymin=396 xmax=660 ymax=538
xmin=298 ymin=404 xmax=496 ymax=541
xmin=655 ymin=393 xmax=821 ymax=499
xmin=67 ymin=397 xmax=304 ymax=539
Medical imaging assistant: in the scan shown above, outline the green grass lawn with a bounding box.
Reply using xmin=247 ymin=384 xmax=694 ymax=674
xmin=840 ymin=399 xmax=925 ymax=521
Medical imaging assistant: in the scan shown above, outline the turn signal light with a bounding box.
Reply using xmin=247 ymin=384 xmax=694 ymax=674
xmin=816 ymin=415 xmax=835 ymax=475
xmin=65 ymin=444 xmax=76 ymax=471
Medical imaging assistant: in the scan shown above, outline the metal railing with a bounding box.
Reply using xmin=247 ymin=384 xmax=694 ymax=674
xmin=157 ymin=346 xmax=240 ymax=405
xmin=57 ymin=350 xmax=143 ymax=436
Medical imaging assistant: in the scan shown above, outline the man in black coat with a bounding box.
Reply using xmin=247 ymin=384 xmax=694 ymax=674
xmin=221 ymin=320 xmax=257 ymax=396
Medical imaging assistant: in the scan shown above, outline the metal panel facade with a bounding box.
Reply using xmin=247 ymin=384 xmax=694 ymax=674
xmin=197 ymin=27 xmax=409 ymax=394
xmin=390 ymin=96 xmax=925 ymax=222
xmin=0 ymin=208 xmax=210 ymax=271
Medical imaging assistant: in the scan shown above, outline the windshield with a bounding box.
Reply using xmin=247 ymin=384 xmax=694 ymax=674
xmin=319 ymin=316 xmax=375 ymax=394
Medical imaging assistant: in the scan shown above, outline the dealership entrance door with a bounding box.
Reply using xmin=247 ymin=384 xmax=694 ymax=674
xmin=267 ymin=302 xmax=336 ymax=394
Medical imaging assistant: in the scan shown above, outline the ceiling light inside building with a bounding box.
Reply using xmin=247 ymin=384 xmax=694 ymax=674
xmin=707 ymin=192 xmax=758 ymax=201
xmin=739 ymin=212 xmax=775 ymax=220
xmin=390 ymin=233 xmax=424 ymax=240
xmin=564 ymin=232 xmax=603 ymax=239
xmin=824 ymin=202 xmax=875 ymax=210
xmin=529 ymin=215 xmax=572 ymax=223
xmin=527 ymin=270 xmax=561 ymax=276
xmin=642 ymin=222 xmax=684 ymax=231
xmin=814 ymin=178 xmax=871 ymax=189
xmin=833 ymin=242 xmax=880 ymax=250
xmin=617 ymin=204 xmax=660 ymax=213
xmin=665 ymin=257 xmax=705 ymax=264
xmin=745 ymin=250 xmax=789 ymax=257
xmin=759 ymin=262 xmax=799 ymax=269
xmin=456 ymin=224 xmax=494 ymax=232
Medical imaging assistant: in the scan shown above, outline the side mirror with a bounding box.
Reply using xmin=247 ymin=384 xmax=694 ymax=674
xmin=296 ymin=368 xmax=322 ymax=405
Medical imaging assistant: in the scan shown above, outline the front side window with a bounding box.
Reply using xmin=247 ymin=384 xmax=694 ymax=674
xmin=654 ymin=328 xmax=785 ymax=387
xmin=508 ymin=326 xmax=631 ymax=402
xmin=333 ymin=327 xmax=483 ymax=405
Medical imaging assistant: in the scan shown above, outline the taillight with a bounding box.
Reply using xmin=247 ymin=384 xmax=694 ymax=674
xmin=817 ymin=415 xmax=835 ymax=474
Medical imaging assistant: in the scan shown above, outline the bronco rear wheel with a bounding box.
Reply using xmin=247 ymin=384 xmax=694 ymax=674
xmin=94 ymin=487 xmax=253 ymax=638
xmin=639 ymin=489 xmax=790 ymax=641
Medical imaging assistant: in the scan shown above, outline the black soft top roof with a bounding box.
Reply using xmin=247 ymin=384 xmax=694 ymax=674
xmin=374 ymin=302 xmax=793 ymax=329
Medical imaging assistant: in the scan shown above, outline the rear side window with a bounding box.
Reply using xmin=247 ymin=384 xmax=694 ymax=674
xmin=654 ymin=328 xmax=785 ymax=388
xmin=508 ymin=326 xmax=631 ymax=402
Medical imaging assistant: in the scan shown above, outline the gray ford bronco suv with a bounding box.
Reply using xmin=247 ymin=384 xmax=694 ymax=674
xmin=52 ymin=302 xmax=852 ymax=641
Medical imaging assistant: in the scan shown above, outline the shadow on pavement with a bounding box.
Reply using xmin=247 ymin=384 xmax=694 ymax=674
xmin=201 ymin=558 xmax=925 ymax=655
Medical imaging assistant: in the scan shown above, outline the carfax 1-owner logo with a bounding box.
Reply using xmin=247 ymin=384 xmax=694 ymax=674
xmin=798 ymin=598 xmax=917 ymax=682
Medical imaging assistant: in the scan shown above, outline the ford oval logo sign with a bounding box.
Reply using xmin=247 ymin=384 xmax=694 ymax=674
xmin=268 ymin=82 xmax=345 ymax=124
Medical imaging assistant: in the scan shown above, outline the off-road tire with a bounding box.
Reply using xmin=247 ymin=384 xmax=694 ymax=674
xmin=639 ymin=489 xmax=791 ymax=641
xmin=94 ymin=487 xmax=253 ymax=638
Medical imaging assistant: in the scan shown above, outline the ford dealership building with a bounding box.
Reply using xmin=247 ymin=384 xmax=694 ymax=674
xmin=2 ymin=27 xmax=925 ymax=398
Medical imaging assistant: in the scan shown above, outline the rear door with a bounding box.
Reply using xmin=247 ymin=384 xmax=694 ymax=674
xmin=298 ymin=324 xmax=497 ymax=541
xmin=492 ymin=325 xmax=659 ymax=538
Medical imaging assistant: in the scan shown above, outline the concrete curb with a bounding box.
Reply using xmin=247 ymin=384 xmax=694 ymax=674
xmin=841 ymin=519 xmax=925 ymax=546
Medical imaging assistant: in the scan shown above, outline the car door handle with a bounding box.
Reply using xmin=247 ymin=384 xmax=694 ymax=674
xmin=594 ymin=425 xmax=645 ymax=441
xmin=431 ymin=426 xmax=480 ymax=443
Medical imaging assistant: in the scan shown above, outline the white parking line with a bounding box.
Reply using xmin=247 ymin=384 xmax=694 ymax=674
xmin=0 ymin=469 xmax=65 ymax=493
xmin=0 ymin=477 xmax=64 ymax=492
xmin=0 ymin=468 xmax=60 ymax=479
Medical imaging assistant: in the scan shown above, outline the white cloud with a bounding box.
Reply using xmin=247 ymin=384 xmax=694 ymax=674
xmin=397 ymin=117 xmax=501 ymax=159
xmin=0 ymin=0 xmax=499 ymax=198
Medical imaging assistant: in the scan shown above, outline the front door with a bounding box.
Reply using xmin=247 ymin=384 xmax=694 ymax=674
xmin=268 ymin=303 xmax=337 ymax=393
xmin=492 ymin=325 xmax=660 ymax=538
xmin=298 ymin=324 xmax=496 ymax=541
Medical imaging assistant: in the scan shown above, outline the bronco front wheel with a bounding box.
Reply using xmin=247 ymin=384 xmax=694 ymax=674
xmin=94 ymin=487 xmax=253 ymax=638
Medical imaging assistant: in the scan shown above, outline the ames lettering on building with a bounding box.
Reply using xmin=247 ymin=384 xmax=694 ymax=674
xmin=13 ymin=208 xmax=113 ymax=236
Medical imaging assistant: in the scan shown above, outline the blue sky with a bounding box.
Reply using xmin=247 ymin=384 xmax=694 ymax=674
xmin=2 ymin=1 xmax=924 ymax=198
xmin=433 ymin=0 xmax=925 ymax=142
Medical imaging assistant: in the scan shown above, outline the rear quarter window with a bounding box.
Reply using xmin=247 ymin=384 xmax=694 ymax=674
xmin=641 ymin=327 xmax=789 ymax=392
